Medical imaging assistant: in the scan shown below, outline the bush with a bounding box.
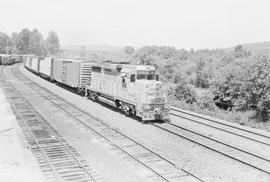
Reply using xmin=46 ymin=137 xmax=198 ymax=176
xmin=174 ymin=81 xmax=196 ymax=104
xmin=244 ymin=54 xmax=270 ymax=121
xmin=196 ymin=91 xmax=217 ymax=111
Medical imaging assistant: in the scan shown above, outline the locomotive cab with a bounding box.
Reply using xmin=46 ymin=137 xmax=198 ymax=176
xmin=135 ymin=72 xmax=166 ymax=120
xmin=120 ymin=66 xmax=167 ymax=121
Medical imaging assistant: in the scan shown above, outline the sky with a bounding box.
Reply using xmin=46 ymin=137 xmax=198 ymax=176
xmin=1 ymin=0 xmax=270 ymax=49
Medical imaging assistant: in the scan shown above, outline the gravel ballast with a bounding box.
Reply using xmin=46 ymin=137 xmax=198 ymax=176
xmin=20 ymin=64 xmax=270 ymax=182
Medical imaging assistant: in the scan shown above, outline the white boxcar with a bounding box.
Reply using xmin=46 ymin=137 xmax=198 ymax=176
xmin=53 ymin=58 xmax=94 ymax=91
xmin=29 ymin=57 xmax=42 ymax=73
xmin=39 ymin=58 xmax=54 ymax=78
xmin=23 ymin=55 xmax=30 ymax=68
xmin=0 ymin=54 xmax=11 ymax=65
xmin=11 ymin=55 xmax=22 ymax=63
xmin=23 ymin=55 xmax=36 ymax=69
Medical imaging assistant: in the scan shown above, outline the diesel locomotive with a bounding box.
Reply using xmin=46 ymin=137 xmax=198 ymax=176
xmin=85 ymin=62 xmax=167 ymax=121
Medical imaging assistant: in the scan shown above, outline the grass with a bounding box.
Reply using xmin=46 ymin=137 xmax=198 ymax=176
xmin=167 ymin=95 xmax=270 ymax=132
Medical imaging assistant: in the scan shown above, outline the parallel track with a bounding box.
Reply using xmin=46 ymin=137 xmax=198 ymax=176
xmin=1 ymin=65 xmax=101 ymax=182
xmin=153 ymin=123 xmax=270 ymax=175
xmin=150 ymin=106 xmax=270 ymax=175
xmin=170 ymin=108 xmax=270 ymax=145
xmin=11 ymin=64 xmax=203 ymax=182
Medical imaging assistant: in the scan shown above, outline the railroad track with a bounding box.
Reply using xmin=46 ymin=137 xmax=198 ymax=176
xmin=10 ymin=64 xmax=203 ymax=182
xmin=150 ymin=107 xmax=270 ymax=175
xmin=0 ymin=66 xmax=102 ymax=182
xmin=170 ymin=108 xmax=270 ymax=145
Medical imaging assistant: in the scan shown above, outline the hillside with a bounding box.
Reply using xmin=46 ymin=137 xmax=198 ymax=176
xmin=226 ymin=41 xmax=270 ymax=54
xmin=61 ymin=45 xmax=123 ymax=52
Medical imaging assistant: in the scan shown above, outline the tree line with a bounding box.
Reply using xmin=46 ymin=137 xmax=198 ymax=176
xmin=0 ymin=28 xmax=60 ymax=56
xmin=122 ymin=45 xmax=270 ymax=122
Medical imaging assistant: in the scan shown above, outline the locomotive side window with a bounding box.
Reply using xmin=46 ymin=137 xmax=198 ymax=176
xmin=122 ymin=76 xmax=127 ymax=88
xmin=137 ymin=74 xmax=155 ymax=80
xmin=155 ymin=74 xmax=159 ymax=81
xmin=92 ymin=66 xmax=101 ymax=73
xmin=147 ymin=74 xmax=155 ymax=80
xmin=130 ymin=74 xmax=135 ymax=82
xmin=137 ymin=74 xmax=146 ymax=79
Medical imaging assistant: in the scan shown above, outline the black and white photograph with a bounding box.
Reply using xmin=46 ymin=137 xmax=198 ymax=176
xmin=0 ymin=0 xmax=270 ymax=181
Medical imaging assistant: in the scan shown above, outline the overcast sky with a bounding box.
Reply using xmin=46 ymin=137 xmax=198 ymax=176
xmin=1 ymin=0 xmax=270 ymax=49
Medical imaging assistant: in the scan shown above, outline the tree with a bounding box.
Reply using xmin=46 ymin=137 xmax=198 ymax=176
xmin=190 ymin=48 xmax=194 ymax=54
xmin=45 ymin=31 xmax=60 ymax=54
xmin=123 ymin=46 xmax=135 ymax=55
xmin=16 ymin=28 xmax=32 ymax=54
xmin=210 ymin=57 xmax=250 ymax=110
xmin=234 ymin=44 xmax=249 ymax=58
xmin=80 ymin=45 xmax=86 ymax=59
xmin=174 ymin=81 xmax=196 ymax=104
xmin=11 ymin=32 xmax=19 ymax=53
xmin=134 ymin=46 xmax=186 ymax=66
xmin=243 ymin=54 xmax=270 ymax=120
xmin=29 ymin=29 xmax=46 ymax=56
xmin=0 ymin=32 xmax=13 ymax=54
xmin=195 ymin=57 xmax=212 ymax=88
xmin=211 ymin=53 xmax=270 ymax=121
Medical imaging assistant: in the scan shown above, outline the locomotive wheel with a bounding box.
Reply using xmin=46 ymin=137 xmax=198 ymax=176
xmin=125 ymin=108 xmax=132 ymax=116
xmin=93 ymin=95 xmax=98 ymax=102
xmin=115 ymin=100 xmax=121 ymax=110
xmin=131 ymin=108 xmax=136 ymax=116
xmin=120 ymin=104 xmax=125 ymax=114
xmin=86 ymin=90 xmax=90 ymax=97
xmin=120 ymin=103 xmax=130 ymax=115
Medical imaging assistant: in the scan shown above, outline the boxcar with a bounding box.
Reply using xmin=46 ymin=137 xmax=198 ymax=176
xmin=53 ymin=58 xmax=94 ymax=92
xmin=39 ymin=57 xmax=55 ymax=79
xmin=11 ymin=55 xmax=23 ymax=64
xmin=23 ymin=55 xmax=28 ymax=68
xmin=29 ymin=56 xmax=43 ymax=73
xmin=0 ymin=54 xmax=11 ymax=65
xmin=23 ymin=55 xmax=35 ymax=69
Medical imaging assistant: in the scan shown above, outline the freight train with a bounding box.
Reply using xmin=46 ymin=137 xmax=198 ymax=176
xmin=0 ymin=54 xmax=23 ymax=65
xmin=22 ymin=55 xmax=168 ymax=121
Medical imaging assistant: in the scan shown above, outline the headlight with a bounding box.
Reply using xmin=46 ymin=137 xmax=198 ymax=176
xmin=154 ymin=108 xmax=160 ymax=114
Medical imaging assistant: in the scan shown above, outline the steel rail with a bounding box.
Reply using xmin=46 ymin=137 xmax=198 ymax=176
xmin=170 ymin=107 xmax=270 ymax=140
xmin=2 ymin=65 xmax=97 ymax=182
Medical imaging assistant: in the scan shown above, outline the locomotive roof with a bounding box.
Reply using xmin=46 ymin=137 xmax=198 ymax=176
xmin=93 ymin=63 xmax=156 ymax=71
xmin=54 ymin=58 xmax=96 ymax=63
xmin=22 ymin=54 xmax=36 ymax=57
